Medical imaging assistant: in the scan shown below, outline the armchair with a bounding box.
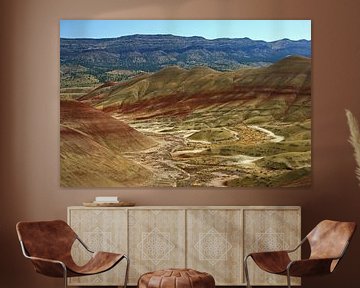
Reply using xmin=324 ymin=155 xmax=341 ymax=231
xmin=244 ymin=220 xmax=356 ymax=288
xmin=16 ymin=220 xmax=129 ymax=288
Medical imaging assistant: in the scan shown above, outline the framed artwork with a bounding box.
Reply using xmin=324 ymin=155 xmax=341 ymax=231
xmin=60 ymin=20 xmax=311 ymax=188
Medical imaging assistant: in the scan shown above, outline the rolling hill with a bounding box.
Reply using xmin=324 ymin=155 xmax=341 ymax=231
xmin=61 ymin=100 xmax=157 ymax=151
xmin=79 ymin=55 xmax=311 ymax=123
xmin=60 ymin=100 xmax=157 ymax=187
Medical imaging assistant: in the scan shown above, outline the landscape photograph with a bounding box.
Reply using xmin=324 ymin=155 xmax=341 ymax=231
xmin=60 ymin=20 xmax=312 ymax=188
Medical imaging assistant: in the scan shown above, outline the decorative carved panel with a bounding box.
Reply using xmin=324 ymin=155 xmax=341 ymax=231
xmin=243 ymin=209 xmax=301 ymax=285
xmin=68 ymin=208 xmax=127 ymax=285
xmin=187 ymin=209 xmax=243 ymax=285
xmin=128 ymin=209 xmax=186 ymax=284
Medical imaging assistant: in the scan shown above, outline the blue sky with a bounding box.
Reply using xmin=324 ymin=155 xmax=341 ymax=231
xmin=60 ymin=20 xmax=311 ymax=41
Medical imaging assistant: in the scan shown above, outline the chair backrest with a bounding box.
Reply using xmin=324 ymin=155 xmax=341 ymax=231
xmin=307 ymin=220 xmax=356 ymax=261
xmin=16 ymin=220 xmax=77 ymax=261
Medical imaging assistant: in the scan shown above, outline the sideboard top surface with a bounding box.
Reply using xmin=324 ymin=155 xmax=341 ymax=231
xmin=68 ymin=205 xmax=301 ymax=210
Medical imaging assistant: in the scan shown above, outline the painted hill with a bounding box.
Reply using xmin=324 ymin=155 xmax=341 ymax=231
xmin=61 ymin=100 xmax=156 ymax=152
xmin=79 ymin=56 xmax=311 ymax=122
xmin=61 ymin=125 xmax=153 ymax=187
xmin=60 ymin=100 xmax=158 ymax=187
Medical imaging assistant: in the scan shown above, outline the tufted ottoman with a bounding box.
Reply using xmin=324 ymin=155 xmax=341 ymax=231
xmin=138 ymin=268 xmax=215 ymax=288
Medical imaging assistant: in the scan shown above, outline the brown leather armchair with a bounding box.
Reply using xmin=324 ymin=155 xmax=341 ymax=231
xmin=244 ymin=220 xmax=356 ymax=288
xmin=16 ymin=220 xmax=129 ymax=288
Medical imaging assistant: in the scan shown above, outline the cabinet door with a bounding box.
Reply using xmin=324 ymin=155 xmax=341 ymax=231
xmin=244 ymin=209 xmax=301 ymax=286
xmin=68 ymin=208 xmax=128 ymax=286
xmin=187 ymin=209 xmax=243 ymax=285
xmin=128 ymin=209 xmax=186 ymax=284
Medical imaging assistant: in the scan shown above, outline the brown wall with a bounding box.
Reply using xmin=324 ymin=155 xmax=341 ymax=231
xmin=1 ymin=0 xmax=360 ymax=287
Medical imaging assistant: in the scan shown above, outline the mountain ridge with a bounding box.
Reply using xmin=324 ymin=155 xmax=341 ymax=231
xmin=60 ymin=34 xmax=311 ymax=87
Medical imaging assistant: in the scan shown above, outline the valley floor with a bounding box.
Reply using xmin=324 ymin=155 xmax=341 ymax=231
xmin=114 ymin=114 xmax=311 ymax=188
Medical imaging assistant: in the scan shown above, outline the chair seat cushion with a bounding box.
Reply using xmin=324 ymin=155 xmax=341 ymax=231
xmin=138 ymin=268 xmax=215 ymax=288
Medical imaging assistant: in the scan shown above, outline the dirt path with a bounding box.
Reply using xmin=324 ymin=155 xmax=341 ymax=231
xmin=249 ymin=125 xmax=284 ymax=142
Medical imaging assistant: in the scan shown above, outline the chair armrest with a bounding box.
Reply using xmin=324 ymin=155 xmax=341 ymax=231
xmin=26 ymin=255 xmax=65 ymax=265
xmin=287 ymin=258 xmax=336 ymax=277
xmin=19 ymin=240 xmax=67 ymax=277
xmin=26 ymin=255 xmax=67 ymax=278
xmin=247 ymin=250 xmax=290 ymax=259
xmin=245 ymin=237 xmax=306 ymax=259
xmin=76 ymin=236 xmax=94 ymax=253
xmin=286 ymin=237 xmax=307 ymax=253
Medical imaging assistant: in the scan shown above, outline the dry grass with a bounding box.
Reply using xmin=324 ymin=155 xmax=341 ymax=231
xmin=346 ymin=109 xmax=360 ymax=186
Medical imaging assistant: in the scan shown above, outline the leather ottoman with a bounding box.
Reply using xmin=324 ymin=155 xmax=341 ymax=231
xmin=138 ymin=268 xmax=215 ymax=288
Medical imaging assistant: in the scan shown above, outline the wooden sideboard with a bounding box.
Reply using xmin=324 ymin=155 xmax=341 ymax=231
xmin=67 ymin=206 xmax=301 ymax=286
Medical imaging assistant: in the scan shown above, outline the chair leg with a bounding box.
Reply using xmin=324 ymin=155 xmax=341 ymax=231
xmin=123 ymin=255 xmax=130 ymax=288
xmin=286 ymin=269 xmax=291 ymax=288
xmin=62 ymin=264 xmax=68 ymax=288
xmin=244 ymin=255 xmax=252 ymax=288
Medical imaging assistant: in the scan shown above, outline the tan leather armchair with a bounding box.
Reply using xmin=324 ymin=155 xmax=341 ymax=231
xmin=244 ymin=220 xmax=356 ymax=288
xmin=16 ymin=220 xmax=129 ymax=288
